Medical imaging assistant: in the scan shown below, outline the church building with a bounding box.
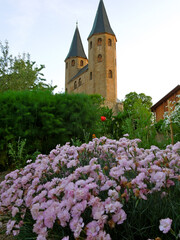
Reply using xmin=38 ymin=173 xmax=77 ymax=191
xmin=65 ymin=0 xmax=121 ymax=110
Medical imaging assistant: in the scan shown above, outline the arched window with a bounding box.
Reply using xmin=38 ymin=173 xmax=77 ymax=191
xmin=90 ymin=72 xmax=92 ymax=80
xmin=78 ymin=78 xmax=82 ymax=86
xmin=74 ymin=81 xmax=77 ymax=89
xmin=97 ymin=38 xmax=102 ymax=46
xmin=108 ymin=39 xmax=112 ymax=46
xmin=98 ymin=54 xmax=102 ymax=62
xmin=66 ymin=62 xmax=68 ymax=69
xmin=65 ymin=88 xmax=68 ymax=92
xmin=80 ymin=60 xmax=83 ymax=66
xmin=71 ymin=59 xmax=75 ymax=66
xmin=108 ymin=70 xmax=112 ymax=78
xmin=90 ymin=41 xmax=92 ymax=49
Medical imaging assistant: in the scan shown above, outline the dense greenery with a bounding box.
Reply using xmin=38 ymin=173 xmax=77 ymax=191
xmin=0 ymin=40 xmax=56 ymax=92
xmin=0 ymin=91 xmax=102 ymax=170
xmin=0 ymin=89 xmax=178 ymax=171
xmin=99 ymin=92 xmax=172 ymax=149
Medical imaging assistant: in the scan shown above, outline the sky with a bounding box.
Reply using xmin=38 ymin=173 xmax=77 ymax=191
xmin=0 ymin=0 xmax=180 ymax=105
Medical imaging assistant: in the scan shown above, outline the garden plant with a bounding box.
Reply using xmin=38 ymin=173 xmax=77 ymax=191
xmin=0 ymin=136 xmax=179 ymax=240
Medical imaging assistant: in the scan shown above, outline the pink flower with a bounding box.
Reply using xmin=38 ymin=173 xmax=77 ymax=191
xmin=159 ymin=218 xmax=172 ymax=233
xmin=15 ymin=198 xmax=23 ymax=207
xmin=97 ymin=231 xmax=111 ymax=240
xmin=43 ymin=207 xmax=56 ymax=228
xmin=6 ymin=220 xmax=16 ymax=235
xmin=57 ymin=209 xmax=70 ymax=227
xmin=70 ymin=217 xmax=84 ymax=237
xmin=86 ymin=221 xmax=100 ymax=237
xmin=123 ymin=133 xmax=129 ymax=137
xmin=112 ymin=208 xmax=127 ymax=224
xmin=31 ymin=203 xmax=40 ymax=220
xmin=12 ymin=207 xmax=19 ymax=217
xmin=62 ymin=237 xmax=69 ymax=240
xmin=74 ymin=188 xmax=89 ymax=201
xmin=37 ymin=235 xmax=46 ymax=240
xmin=108 ymin=189 xmax=119 ymax=200
xmin=172 ymin=142 xmax=180 ymax=151
xmin=92 ymin=201 xmax=105 ymax=220
xmin=71 ymin=200 xmax=87 ymax=218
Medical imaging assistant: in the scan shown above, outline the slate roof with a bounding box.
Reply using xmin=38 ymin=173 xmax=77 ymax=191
xmin=69 ymin=64 xmax=89 ymax=82
xmin=65 ymin=26 xmax=87 ymax=61
xmin=88 ymin=0 xmax=115 ymax=39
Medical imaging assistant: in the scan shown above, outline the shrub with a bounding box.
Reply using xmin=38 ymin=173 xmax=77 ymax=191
xmin=0 ymin=137 xmax=179 ymax=239
xmin=0 ymin=91 xmax=100 ymax=170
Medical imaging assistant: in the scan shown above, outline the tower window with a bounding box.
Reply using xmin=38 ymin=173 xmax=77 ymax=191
xmin=66 ymin=62 xmax=68 ymax=69
xmin=71 ymin=60 xmax=75 ymax=66
xmin=98 ymin=54 xmax=102 ymax=62
xmin=108 ymin=70 xmax=112 ymax=78
xmin=78 ymin=78 xmax=82 ymax=86
xmin=80 ymin=60 xmax=84 ymax=66
xmin=90 ymin=72 xmax=92 ymax=80
xmin=97 ymin=38 xmax=102 ymax=46
xmin=108 ymin=39 xmax=112 ymax=46
xmin=74 ymin=81 xmax=77 ymax=89
xmin=90 ymin=41 xmax=92 ymax=49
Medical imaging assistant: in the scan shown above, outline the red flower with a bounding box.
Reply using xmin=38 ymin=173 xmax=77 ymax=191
xmin=101 ymin=116 xmax=106 ymax=121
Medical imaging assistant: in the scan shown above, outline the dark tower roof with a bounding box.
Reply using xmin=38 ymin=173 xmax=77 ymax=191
xmin=65 ymin=25 xmax=87 ymax=61
xmin=88 ymin=0 xmax=115 ymax=39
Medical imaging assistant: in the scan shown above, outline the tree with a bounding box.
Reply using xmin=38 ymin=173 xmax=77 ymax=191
xmin=121 ymin=92 xmax=157 ymax=148
xmin=0 ymin=40 xmax=56 ymax=92
xmin=123 ymin=92 xmax=153 ymax=113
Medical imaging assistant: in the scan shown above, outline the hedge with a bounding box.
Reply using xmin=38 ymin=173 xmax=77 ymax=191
xmin=0 ymin=90 xmax=101 ymax=170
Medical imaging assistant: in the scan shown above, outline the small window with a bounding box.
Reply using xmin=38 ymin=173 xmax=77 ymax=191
xmin=98 ymin=54 xmax=102 ymax=62
xmin=80 ymin=60 xmax=83 ymax=66
xmin=74 ymin=81 xmax=77 ymax=89
xmin=66 ymin=62 xmax=68 ymax=69
xmin=71 ymin=60 xmax=75 ymax=66
xmin=108 ymin=70 xmax=112 ymax=78
xmin=90 ymin=72 xmax=92 ymax=80
xmin=65 ymin=88 xmax=68 ymax=92
xmin=78 ymin=78 xmax=82 ymax=86
xmin=108 ymin=39 xmax=112 ymax=46
xmin=90 ymin=41 xmax=92 ymax=49
xmin=97 ymin=38 xmax=102 ymax=46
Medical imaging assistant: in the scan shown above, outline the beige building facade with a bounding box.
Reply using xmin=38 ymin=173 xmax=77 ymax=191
xmin=65 ymin=0 xmax=122 ymax=110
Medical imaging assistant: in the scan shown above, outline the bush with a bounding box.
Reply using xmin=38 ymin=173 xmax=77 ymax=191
xmin=0 ymin=91 xmax=101 ymax=170
xmin=0 ymin=137 xmax=179 ymax=239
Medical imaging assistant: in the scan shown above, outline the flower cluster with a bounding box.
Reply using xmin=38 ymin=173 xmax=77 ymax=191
xmin=0 ymin=137 xmax=179 ymax=240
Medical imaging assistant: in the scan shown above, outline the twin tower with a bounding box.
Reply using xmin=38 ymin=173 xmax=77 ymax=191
xmin=65 ymin=0 xmax=117 ymax=107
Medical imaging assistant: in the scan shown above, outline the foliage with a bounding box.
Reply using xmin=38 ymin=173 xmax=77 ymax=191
xmin=7 ymin=137 xmax=27 ymax=169
xmin=122 ymin=101 xmax=157 ymax=148
xmin=0 ymin=137 xmax=179 ymax=240
xmin=123 ymin=92 xmax=153 ymax=113
xmin=97 ymin=92 xmax=165 ymax=149
xmin=0 ymin=91 xmax=100 ymax=170
xmin=0 ymin=40 xmax=56 ymax=92
xmin=163 ymin=96 xmax=180 ymax=143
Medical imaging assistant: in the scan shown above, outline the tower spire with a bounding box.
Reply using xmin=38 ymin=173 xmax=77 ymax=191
xmin=65 ymin=24 xmax=87 ymax=61
xmin=88 ymin=0 xmax=115 ymax=39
